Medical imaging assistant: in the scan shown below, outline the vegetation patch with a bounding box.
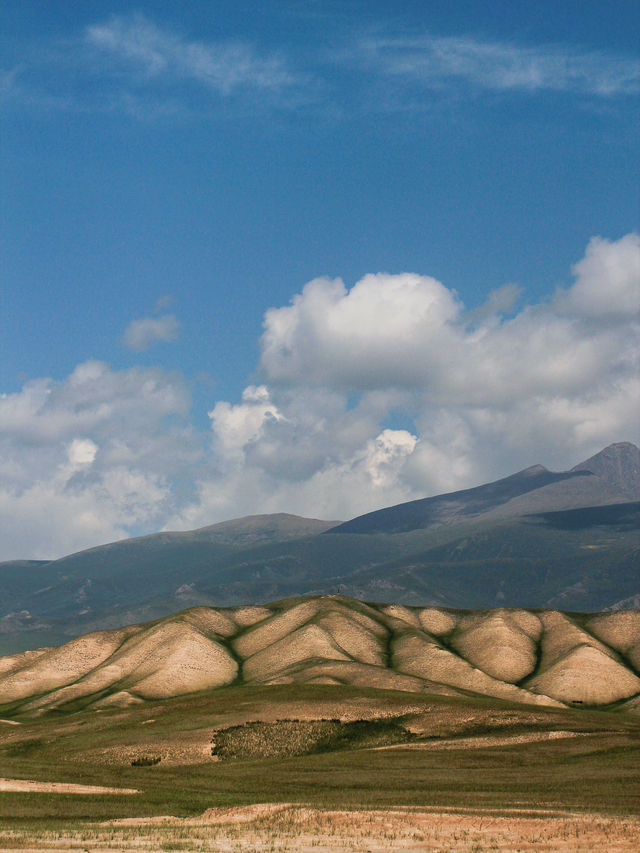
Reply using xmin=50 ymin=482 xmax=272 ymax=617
xmin=4 ymin=737 xmax=45 ymax=756
xmin=130 ymin=755 xmax=161 ymax=767
xmin=211 ymin=717 xmax=416 ymax=760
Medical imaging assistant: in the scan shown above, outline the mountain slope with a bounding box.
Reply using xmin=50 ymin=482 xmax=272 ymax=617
xmin=1 ymin=444 xmax=637 ymax=654
xmin=571 ymin=441 xmax=640 ymax=496
xmin=331 ymin=442 xmax=640 ymax=535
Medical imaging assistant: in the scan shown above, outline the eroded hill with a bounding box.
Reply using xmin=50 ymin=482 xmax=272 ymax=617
xmin=1 ymin=595 xmax=638 ymax=715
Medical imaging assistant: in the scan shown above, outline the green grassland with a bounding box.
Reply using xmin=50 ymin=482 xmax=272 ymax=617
xmin=1 ymin=684 xmax=639 ymax=839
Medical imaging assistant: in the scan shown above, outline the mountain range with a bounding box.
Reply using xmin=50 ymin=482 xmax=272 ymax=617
xmin=1 ymin=441 xmax=638 ymax=654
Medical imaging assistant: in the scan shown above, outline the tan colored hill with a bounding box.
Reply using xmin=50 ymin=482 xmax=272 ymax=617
xmin=0 ymin=595 xmax=638 ymax=714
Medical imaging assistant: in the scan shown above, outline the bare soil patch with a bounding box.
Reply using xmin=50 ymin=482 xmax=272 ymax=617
xmin=0 ymin=777 xmax=139 ymax=794
xmin=373 ymin=728 xmax=603 ymax=751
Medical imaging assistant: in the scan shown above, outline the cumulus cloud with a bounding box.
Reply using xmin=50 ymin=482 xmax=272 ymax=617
xmin=466 ymin=282 xmax=522 ymax=322
xmin=0 ymin=361 xmax=188 ymax=447
xmin=170 ymin=232 xmax=639 ymax=529
xmin=209 ymin=385 xmax=284 ymax=459
xmin=562 ymin=233 xmax=640 ymax=318
xmin=259 ymin=236 xmax=639 ymax=405
xmin=2 ymin=234 xmax=638 ymax=558
xmin=123 ymin=313 xmax=181 ymax=351
xmin=261 ymin=273 xmax=461 ymax=389
xmin=0 ymin=363 xmax=197 ymax=558
xmin=172 ymin=422 xmax=420 ymax=531
xmin=0 ymin=466 xmax=169 ymax=562
xmin=361 ymin=429 xmax=418 ymax=487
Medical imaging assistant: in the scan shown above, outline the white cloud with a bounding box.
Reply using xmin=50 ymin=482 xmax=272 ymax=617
xmin=170 ymin=232 xmax=638 ymax=529
xmin=258 ymin=236 xmax=639 ymax=407
xmin=2 ymin=234 xmax=639 ymax=558
xmin=171 ymin=424 xmax=420 ymax=530
xmin=361 ymin=429 xmax=418 ymax=488
xmin=466 ymin=282 xmax=522 ymax=322
xmin=562 ymin=233 xmax=640 ymax=318
xmin=123 ymin=313 xmax=181 ymax=351
xmin=86 ymin=13 xmax=296 ymax=97
xmin=5 ymin=16 xmax=638 ymax=121
xmin=0 ymin=361 xmax=188 ymax=446
xmin=360 ymin=34 xmax=640 ymax=97
xmin=0 ymin=363 xmax=196 ymax=559
xmin=261 ymin=273 xmax=461 ymax=389
xmin=0 ymin=466 xmax=169 ymax=561
xmin=209 ymin=385 xmax=284 ymax=459
xmin=153 ymin=294 xmax=174 ymax=312
xmin=67 ymin=438 xmax=98 ymax=468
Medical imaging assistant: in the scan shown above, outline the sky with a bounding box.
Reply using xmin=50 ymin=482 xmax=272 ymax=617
xmin=1 ymin=0 xmax=639 ymax=560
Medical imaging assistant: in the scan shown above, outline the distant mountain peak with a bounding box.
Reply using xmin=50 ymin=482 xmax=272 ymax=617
xmin=521 ymin=464 xmax=549 ymax=476
xmin=571 ymin=442 xmax=640 ymax=500
xmin=329 ymin=442 xmax=639 ymax=536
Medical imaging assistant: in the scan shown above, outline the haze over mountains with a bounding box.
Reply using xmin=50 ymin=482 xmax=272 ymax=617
xmin=1 ymin=442 xmax=638 ymax=654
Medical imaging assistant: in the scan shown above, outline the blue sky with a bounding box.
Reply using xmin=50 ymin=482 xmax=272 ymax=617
xmin=1 ymin=1 xmax=639 ymax=558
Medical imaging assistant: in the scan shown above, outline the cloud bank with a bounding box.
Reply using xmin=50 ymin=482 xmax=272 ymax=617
xmin=1 ymin=234 xmax=638 ymax=559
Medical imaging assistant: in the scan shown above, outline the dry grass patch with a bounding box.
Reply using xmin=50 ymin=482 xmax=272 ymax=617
xmin=3 ymin=805 xmax=640 ymax=851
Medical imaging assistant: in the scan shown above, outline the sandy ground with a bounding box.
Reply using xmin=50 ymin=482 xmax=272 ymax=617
xmin=0 ymin=777 xmax=139 ymax=794
xmin=1 ymin=803 xmax=639 ymax=851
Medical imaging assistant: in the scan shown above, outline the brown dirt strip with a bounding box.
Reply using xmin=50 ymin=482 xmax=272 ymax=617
xmin=0 ymin=777 xmax=139 ymax=794
xmin=373 ymin=728 xmax=605 ymax=751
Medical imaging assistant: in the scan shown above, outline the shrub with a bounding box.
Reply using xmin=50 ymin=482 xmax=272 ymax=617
xmin=130 ymin=755 xmax=161 ymax=766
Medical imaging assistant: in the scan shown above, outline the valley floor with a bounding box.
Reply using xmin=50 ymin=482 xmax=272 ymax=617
xmin=1 ymin=685 xmax=639 ymax=851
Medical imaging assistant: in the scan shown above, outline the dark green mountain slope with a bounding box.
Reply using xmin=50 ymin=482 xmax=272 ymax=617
xmin=331 ymin=442 xmax=639 ymax=535
xmin=318 ymin=504 xmax=640 ymax=611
